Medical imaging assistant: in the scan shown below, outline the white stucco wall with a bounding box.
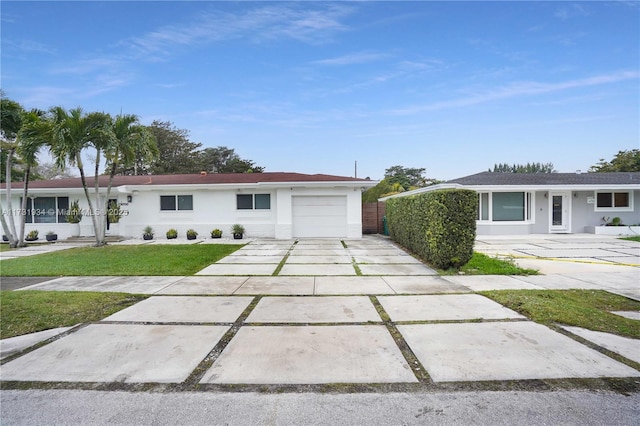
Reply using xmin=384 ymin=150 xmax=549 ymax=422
xmin=2 ymin=183 xmax=367 ymax=241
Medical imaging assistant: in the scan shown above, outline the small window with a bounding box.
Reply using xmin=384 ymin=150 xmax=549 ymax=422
xmin=596 ymin=191 xmax=632 ymax=211
xmin=237 ymin=194 xmax=271 ymax=210
xmin=160 ymin=195 xmax=193 ymax=211
xmin=177 ymin=195 xmax=193 ymax=211
xmin=255 ymin=194 xmax=271 ymax=210
xmin=160 ymin=196 xmax=176 ymax=211
xmin=237 ymin=194 xmax=253 ymax=210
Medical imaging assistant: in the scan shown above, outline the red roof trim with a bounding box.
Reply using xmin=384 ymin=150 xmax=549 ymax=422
xmin=1 ymin=172 xmax=373 ymax=189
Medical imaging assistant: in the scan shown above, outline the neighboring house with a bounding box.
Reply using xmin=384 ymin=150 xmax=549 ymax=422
xmin=381 ymin=171 xmax=640 ymax=235
xmin=0 ymin=172 xmax=377 ymax=240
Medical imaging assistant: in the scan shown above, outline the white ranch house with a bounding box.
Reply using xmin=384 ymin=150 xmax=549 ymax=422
xmin=381 ymin=171 xmax=640 ymax=236
xmin=1 ymin=172 xmax=377 ymax=240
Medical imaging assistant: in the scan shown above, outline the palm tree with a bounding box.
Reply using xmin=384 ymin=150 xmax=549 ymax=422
xmin=101 ymin=114 xmax=157 ymax=240
xmin=16 ymin=108 xmax=50 ymax=247
xmin=48 ymin=106 xmax=115 ymax=247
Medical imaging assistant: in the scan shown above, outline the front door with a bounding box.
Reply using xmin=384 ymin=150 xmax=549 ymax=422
xmin=549 ymin=192 xmax=571 ymax=233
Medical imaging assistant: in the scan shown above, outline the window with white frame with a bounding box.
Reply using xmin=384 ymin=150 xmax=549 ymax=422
xmin=595 ymin=191 xmax=632 ymax=211
xmin=22 ymin=196 xmax=69 ymax=224
xmin=477 ymin=191 xmax=532 ymax=222
xmin=237 ymin=193 xmax=271 ymax=210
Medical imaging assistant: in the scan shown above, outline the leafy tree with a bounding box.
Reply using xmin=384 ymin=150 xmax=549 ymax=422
xmin=384 ymin=165 xmax=433 ymax=190
xmin=589 ymin=149 xmax=640 ymax=172
xmin=198 ymin=146 xmax=264 ymax=173
xmin=362 ymin=179 xmax=404 ymax=202
xmin=32 ymin=162 xmax=76 ymax=180
xmin=147 ymin=120 xmax=201 ymax=175
xmin=113 ymin=120 xmax=200 ymax=175
xmin=489 ymin=162 xmax=556 ymax=173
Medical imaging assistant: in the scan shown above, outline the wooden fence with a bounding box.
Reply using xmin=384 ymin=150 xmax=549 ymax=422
xmin=362 ymin=202 xmax=386 ymax=234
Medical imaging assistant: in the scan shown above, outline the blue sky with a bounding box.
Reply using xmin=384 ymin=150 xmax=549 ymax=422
xmin=2 ymin=1 xmax=638 ymax=181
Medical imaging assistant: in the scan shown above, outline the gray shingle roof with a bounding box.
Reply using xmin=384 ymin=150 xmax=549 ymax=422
xmin=446 ymin=171 xmax=640 ymax=186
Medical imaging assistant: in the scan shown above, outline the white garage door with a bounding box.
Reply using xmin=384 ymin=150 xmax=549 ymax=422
xmin=292 ymin=196 xmax=347 ymax=238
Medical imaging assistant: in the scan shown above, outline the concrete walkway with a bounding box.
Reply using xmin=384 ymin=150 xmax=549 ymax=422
xmin=1 ymin=235 xmax=639 ymax=392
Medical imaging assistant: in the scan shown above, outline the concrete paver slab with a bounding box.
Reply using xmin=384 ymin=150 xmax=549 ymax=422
xmin=226 ymin=249 xmax=288 ymax=257
xmin=571 ymin=271 xmax=640 ymax=289
xmin=104 ymin=296 xmax=252 ymax=323
xmin=291 ymin=244 xmax=345 ymax=250
xmin=358 ymin=264 xmax=437 ymax=276
xmin=18 ymin=276 xmax=183 ymax=294
xmin=611 ymin=311 xmax=640 ymax=320
xmin=562 ymin=326 xmax=640 ymax=364
xmin=442 ymin=275 xmax=543 ymax=291
xmin=237 ymin=276 xmax=314 ymax=295
xmin=1 ymin=324 xmax=229 ymax=383
xmin=314 ymin=276 xmax=395 ymax=295
xmin=216 ymin=256 xmax=284 ymax=264
xmin=1 ymin=326 xmax=74 ymax=360
xmin=98 ymin=276 xmax=185 ymax=293
xmin=398 ymin=321 xmax=640 ymax=382
xmin=285 ymin=255 xmax=352 ymax=264
xmin=200 ymin=325 xmax=417 ymax=384
xmin=381 ymin=276 xmax=471 ymax=294
xmin=289 ymin=249 xmax=348 ymax=256
xmin=196 ymin=264 xmax=276 ymax=276
xmin=295 ymin=240 xmax=344 ymax=246
xmin=347 ymin=249 xmax=408 ymax=256
xmin=279 ymin=264 xmax=356 ymax=276
xmin=597 ymin=255 xmax=640 ymax=265
xmin=511 ymin=258 xmax=634 ymax=274
xmin=354 ymin=255 xmax=421 ymax=264
xmin=245 ymin=296 xmax=381 ymax=323
xmin=518 ymin=248 xmax=627 ymax=258
xmin=157 ymin=276 xmax=248 ymax=295
xmin=378 ymin=294 xmax=525 ymax=322
xmin=514 ymin=274 xmax=603 ymax=290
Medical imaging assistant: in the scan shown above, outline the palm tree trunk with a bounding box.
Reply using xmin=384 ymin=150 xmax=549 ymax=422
xmin=18 ymin=165 xmax=31 ymax=247
xmin=4 ymin=148 xmax=18 ymax=247
xmin=93 ymin=148 xmax=106 ymax=245
xmin=76 ymin=152 xmax=102 ymax=247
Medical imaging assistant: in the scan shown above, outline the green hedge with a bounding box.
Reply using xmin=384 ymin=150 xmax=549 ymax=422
xmin=386 ymin=189 xmax=477 ymax=269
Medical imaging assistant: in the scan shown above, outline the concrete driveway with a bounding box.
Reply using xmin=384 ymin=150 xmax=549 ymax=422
xmin=1 ymin=235 xmax=639 ymax=393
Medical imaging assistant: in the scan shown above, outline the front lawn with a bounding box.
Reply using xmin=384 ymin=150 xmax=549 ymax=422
xmin=0 ymin=291 xmax=147 ymax=339
xmin=440 ymin=252 xmax=538 ymax=275
xmin=621 ymin=236 xmax=640 ymax=242
xmin=482 ymin=289 xmax=640 ymax=339
xmin=0 ymin=244 xmax=242 ymax=276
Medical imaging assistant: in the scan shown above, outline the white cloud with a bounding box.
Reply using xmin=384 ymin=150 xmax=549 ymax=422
xmin=311 ymin=51 xmax=388 ymax=66
xmin=121 ymin=4 xmax=354 ymax=60
xmin=391 ymin=70 xmax=639 ymax=115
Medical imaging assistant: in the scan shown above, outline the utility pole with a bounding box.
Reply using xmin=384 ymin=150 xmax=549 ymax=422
xmin=354 ymin=160 xmax=357 ymax=178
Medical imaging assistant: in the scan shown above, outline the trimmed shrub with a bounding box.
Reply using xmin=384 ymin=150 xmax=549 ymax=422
xmin=386 ymin=189 xmax=477 ymax=269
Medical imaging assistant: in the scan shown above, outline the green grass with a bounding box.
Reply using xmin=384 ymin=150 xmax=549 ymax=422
xmin=0 ymin=291 xmax=148 ymax=339
xmin=0 ymin=244 xmax=13 ymax=252
xmin=620 ymin=235 xmax=640 ymax=242
xmin=439 ymin=252 xmax=538 ymax=275
xmin=482 ymin=289 xmax=640 ymax=339
xmin=0 ymin=244 xmax=243 ymax=276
